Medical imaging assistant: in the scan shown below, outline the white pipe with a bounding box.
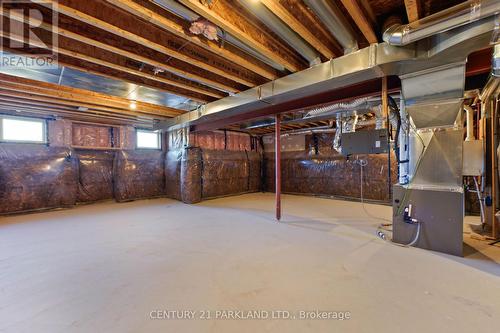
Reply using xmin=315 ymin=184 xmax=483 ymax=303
xmin=383 ymin=0 xmax=500 ymax=46
xmin=464 ymin=105 xmax=476 ymax=141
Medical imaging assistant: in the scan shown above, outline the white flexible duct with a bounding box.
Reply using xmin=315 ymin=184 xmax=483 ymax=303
xmin=383 ymin=0 xmax=500 ymax=46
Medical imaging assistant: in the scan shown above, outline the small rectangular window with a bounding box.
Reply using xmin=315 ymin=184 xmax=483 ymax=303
xmin=0 ymin=116 xmax=46 ymax=143
xmin=136 ymin=129 xmax=161 ymax=149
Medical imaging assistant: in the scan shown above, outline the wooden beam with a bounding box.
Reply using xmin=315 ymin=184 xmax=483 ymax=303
xmin=339 ymin=0 xmax=378 ymax=44
xmin=404 ymin=0 xmax=422 ymax=23
xmin=178 ymin=0 xmax=307 ymax=72
xmin=45 ymin=0 xmax=264 ymax=87
xmin=105 ymin=0 xmax=280 ymax=81
xmin=260 ymin=0 xmax=339 ymax=59
xmin=0 ymin=73 xmax=183 ymax=117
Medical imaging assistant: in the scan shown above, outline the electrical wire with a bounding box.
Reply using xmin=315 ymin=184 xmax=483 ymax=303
xmin=356 ymin=159 xmax=392 ymax=223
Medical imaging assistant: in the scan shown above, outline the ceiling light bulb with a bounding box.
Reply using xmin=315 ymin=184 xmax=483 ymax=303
xmin=130 ymin=101 xmax=137 ymax=110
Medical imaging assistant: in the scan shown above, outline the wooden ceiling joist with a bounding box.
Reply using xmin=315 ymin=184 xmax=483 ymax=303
xmin=105 ymin=0 xmax=280 ymax=81
xmin=0 ymin=73 xmax=183 ymax=118
xmin=0 ymin=13 xmax=226 ymax=101
xmin=259 ymin=0 xmax=341 ymax=59
xmin=339 ymin=0 xmax=378 ymax=44
xmin=178 ymin=0 xmax=308 ymax=72
xmin=404 ymin=0 xmax=422 ymax=23
xmin=46 ymin=0 xmax=266 ymax=87
xmin=55 ymin=12 xmax=243 ymax=94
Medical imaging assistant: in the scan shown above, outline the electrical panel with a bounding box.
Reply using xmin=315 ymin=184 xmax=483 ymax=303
xmin=341 ymin=129 xmax=389 ymax=156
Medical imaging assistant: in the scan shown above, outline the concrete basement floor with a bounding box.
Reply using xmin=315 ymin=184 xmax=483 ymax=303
xmin=0 ymin=193 xmax=499 ymax=333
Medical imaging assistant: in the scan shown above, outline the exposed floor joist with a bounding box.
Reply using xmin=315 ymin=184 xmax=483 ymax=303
xmin=260 ymin=0 xmax=342 ymax=59
xmin=339 ymin=0 xmax=378 ymax=44
xmin=46 ymin=0 xmax=267 ymax=88
xmin=178 ymin=0 xmax=308 ymax=72
xmin=105 ymin=0 xmax=280 ymax=81
xmin=0 ymin=73 xmax=183 ymax=118
xmin=404 ymin=0 xmax=422 ymax=22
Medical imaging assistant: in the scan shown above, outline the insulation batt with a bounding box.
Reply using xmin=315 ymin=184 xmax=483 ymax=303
xmin=75 ymin=150 xmax=115 ymax=203
xmin=114 ymin=150 xmax=166 ymax=202
xmin=0 ymin=144 xmax=77 ymax=214
xmin=165 ymin=149 xmax=183 ymax=201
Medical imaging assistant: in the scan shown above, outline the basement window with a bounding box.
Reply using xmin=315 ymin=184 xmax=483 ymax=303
xmin=0 ymin=116 xmax=46 ymax=143
xmin=136 ymin=129 xmax=161 ymax=150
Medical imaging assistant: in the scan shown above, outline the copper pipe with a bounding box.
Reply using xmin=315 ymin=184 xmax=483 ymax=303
xmin=275 ymin=114 xmax=281 ymax=221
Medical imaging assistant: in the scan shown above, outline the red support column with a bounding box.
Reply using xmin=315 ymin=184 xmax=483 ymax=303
xmin=275 ymin=114 xmax=281 ymax=221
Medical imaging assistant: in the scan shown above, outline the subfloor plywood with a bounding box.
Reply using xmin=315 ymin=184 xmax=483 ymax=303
xmin=0 ymin=193 xmax=499 ymax=333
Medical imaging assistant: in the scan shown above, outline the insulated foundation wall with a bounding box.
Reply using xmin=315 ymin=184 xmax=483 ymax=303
xmin=75 ymin=150 xmax=115 ymax=203
xmin=0 ymin=145 xmax=77 ymax=214
xmin=263 ymin=133 xmax=397 ymax=202
xmin=114 ymin=150 xmax=166 ymax=202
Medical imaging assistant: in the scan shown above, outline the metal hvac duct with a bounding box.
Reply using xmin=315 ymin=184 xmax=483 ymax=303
xmin=159 ymin=15 xmax=498 ymax=131
xmin=238 ymin=0 xmax=321 ymax=65
xmin=493 ymin=43 xmax=500 ymax=77
xmin=303 ymin=0 xmax=358 ymax=53
xmin=383 ymin=0 xmax=500 ymax=45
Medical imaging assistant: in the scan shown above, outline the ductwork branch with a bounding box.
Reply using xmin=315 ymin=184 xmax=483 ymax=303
xmin=383 ymin=0 xmax=500 ymax=46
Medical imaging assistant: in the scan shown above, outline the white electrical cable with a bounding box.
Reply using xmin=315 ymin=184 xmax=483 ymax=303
xmin=356 ymin=159 xmax=392 ymax=223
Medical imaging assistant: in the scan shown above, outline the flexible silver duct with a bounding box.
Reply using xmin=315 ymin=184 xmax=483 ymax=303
xmin=383 ymin=0 xmax=500 ymax=45
xmin=302 ymin=0 xmax=358 ymax=53
xmin=305 ymin=97 xmax=372 ymax=118
xmin=238 ymin=0 xmax=321 ymax=66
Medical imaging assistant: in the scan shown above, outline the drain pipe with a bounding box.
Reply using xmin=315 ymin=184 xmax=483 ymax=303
xmin=303 ymin=0 xmax=358 ymax=53
xmin=383 ymin=0 xmax=500 ymax=46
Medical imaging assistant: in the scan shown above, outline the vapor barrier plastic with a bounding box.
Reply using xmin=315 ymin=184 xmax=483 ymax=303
xmin=165 ymin=149 xmax=182 ymax=201
xmin=180 ymin=147 xmax=202 ymax=204
xmin=201 ymin=150 xmax=250 ymax=199
xmin=0 ymin=144 xmax=77 ymax=214
xmin=264 ymin=151 xmax=396 ymax=202
xmin=75 ymin=150 xmax=115 ymax=203
xmin=114 ymin=150 xmax=166 ymax=202
xmin=248 ymin=151 xmax=262 ymax=192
